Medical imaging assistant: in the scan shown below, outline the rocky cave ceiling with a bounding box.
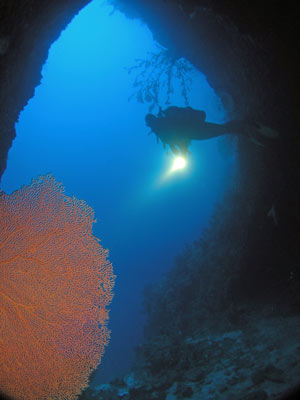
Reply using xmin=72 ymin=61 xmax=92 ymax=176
xmin=0 ymin=0 xmax=298 ymax=181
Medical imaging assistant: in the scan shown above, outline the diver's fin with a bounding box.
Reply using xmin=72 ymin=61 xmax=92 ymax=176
xmin=256 ymin=123 xmax=279 ymax=138
xmin=248 ymin=133 xmax=265 ymax=147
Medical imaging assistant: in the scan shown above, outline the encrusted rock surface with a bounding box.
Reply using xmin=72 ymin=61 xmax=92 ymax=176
xmin=80 ymin=315 xmax=300 ymax=399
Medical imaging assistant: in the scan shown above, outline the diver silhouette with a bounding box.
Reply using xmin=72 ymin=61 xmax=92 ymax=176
xmin=145 ymin=106 xmax=279 ymax=155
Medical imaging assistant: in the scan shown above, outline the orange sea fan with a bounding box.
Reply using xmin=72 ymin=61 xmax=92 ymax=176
xmin=0 ymin=174 xmax=115 ymax=400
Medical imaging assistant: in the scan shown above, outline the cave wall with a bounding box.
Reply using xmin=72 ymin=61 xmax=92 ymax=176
xmin=112 ymin=0 xmax=298 ymax=122
xmin=0 ymin=0 xmax=91 ymax=180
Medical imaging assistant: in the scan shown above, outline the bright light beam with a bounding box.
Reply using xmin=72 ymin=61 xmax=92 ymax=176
xmin=154 ymin=155 xmax=188 ymax=187
xmin=170 ymin=156 xmax=186 ymax=172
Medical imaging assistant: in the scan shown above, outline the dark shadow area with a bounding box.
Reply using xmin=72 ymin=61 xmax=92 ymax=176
xmin=0 ymin=393 xmax=12 ymax=400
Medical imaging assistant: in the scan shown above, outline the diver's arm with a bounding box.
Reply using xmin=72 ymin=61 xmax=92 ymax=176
xmin=170 ymin=143 xmax=179 ymax=155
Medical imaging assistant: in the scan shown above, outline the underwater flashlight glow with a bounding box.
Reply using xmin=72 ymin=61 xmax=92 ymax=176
xmin=171 ymin=156 xmax=186 ymax=172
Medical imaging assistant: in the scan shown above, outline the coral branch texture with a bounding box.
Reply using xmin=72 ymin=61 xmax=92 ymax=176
xmin=0 ymin=174 xmax=115 ymax=399
xmin=127 ymin=47 xmax=193 ymax=111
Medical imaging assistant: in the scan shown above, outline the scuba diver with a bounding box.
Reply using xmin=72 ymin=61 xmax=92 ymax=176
xmin=145 ymin=106 xmax=279 ymax=156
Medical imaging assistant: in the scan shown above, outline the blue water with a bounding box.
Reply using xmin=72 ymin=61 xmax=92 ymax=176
xmin=1 ymin=0 xmax=236 ymax=384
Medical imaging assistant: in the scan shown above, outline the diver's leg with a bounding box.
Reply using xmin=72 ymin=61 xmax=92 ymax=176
xmin=222 ymin=120 xmax=248 ymax=135
xmin=188 ymin=122 xmax=229 ymax=140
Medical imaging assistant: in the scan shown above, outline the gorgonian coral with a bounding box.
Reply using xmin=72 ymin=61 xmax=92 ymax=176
xmin=127 ymin=46 xmax=194 ymax=111
xmin=0 ymin=174 xmax=115 ymax=399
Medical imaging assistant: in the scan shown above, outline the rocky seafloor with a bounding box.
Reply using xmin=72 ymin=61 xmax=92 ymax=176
xmin=81 ymin=313 xmax=300 ymax=400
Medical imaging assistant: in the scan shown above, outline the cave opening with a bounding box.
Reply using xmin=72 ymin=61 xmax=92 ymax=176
xmin=1 ymin=0 xmax=238 ymax=385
